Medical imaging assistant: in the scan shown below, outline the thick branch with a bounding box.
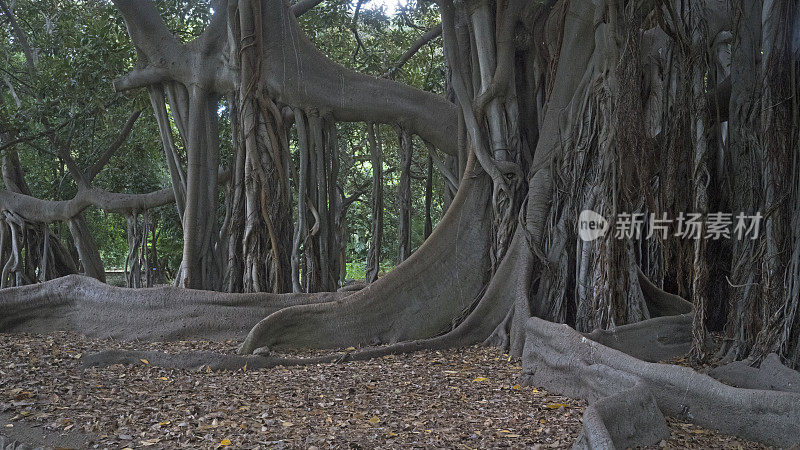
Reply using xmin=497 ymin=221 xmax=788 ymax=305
xmin=259 ymin=0 xmax=459 ymax=155
xmin=0 ymin=187 xmax=174 ymax=222
xmin=112 ymin=67 xmax=172 ymax=93
xmin=291 ymin=0 xmax=325 ymax=18
xmin=110 ymin=0 xmax=182 ymax=67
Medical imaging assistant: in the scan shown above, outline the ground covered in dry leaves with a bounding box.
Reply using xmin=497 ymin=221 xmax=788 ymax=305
xmin=0 ymin=332 xmax=767 ymax=449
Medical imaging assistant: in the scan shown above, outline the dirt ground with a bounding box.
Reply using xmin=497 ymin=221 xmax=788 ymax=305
xmin=0 ymin=332 xmax=768 ymax=449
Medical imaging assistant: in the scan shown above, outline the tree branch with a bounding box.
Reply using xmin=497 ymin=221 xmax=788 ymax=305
xmin=110 ymin=0 xmax=188 ymax=91
xmin=111 ymin=0 xmax=181 ymax=62
xmin=0 ymin=0 xmax=37 ymax=73
xmin=291 ymin=0 xmax=325 ymax=17
xmin=0 ymin=170 xmax=230 ymax=223
xmin=113 ymin=67 xmax=172 ymax=92
xmin=260 ymin=0 xmax=459 ymax=155
xmin=383 ymin=24 xmax=442 ymax=79
xmin=86 ymin=110 xmax=142 ymax=181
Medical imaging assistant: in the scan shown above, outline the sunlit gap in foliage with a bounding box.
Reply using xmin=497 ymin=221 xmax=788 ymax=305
xmin=355 ymin=0 xmax=403 ymax=15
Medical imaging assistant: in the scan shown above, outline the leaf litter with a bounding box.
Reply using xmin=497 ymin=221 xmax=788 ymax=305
xmin=0 ymin=332 xmax=767 ymax=449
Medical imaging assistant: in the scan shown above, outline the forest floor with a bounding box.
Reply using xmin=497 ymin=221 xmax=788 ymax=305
xmin=0 ymin=332 xmax=768 ymax=449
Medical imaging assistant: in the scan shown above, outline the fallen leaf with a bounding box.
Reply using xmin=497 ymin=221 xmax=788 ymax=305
xmin=545 ymin=403 xmax=570 ymax=409
xmin=281 ymin=421 xmax=294 ymax=427
xmin=472 ymin=377 xmax=489 ymax=382
xmin=511 ymin=384 xmax=521 ymax=390
xmin=367 ymin=415 xmax=380 ymax=424
xmin=218 ymin=438 xmax=232 ymax=446
xmin=140 ymin=359 xmax=149 ymax=365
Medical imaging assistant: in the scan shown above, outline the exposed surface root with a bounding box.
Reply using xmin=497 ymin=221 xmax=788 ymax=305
xmin=584 ymin=315 xmax=693 ymax=363
xmin=238 ymin=165 xmax=493 ymax=354
xmin=83 ymin=350 xmax=281 ymax=371
xmin=573 ymin=377 xmax=669 ymax=449
xmin=0 ymin=275 xmax=340 ymax=341
xmin=84 ymin=221 xmax=537 ymax=371
xmin=709 ymin=353 xmax=800 ymax=394
xmin=521 ymin=317 xmax=800 ymax=447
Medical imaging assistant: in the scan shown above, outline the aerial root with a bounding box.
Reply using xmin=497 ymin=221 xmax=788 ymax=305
xmin=81 ymin=338 xmax=456 ymax=372
xmin=522 ymin=316 xmax=800 ymax=447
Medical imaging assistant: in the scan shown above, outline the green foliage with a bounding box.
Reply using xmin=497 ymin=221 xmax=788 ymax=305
xmin=1 ymin=0 xmax=181 ymax=271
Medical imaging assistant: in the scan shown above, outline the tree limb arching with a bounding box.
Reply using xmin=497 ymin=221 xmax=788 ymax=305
xmin=111 ymin=0 xmax=459 ymax=156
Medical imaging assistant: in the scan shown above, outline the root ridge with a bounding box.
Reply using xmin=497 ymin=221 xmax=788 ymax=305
xmin=522 ymin=316 xmax=800 ymax=447
xmin=709 ymin=353 xmax=800 ymax=394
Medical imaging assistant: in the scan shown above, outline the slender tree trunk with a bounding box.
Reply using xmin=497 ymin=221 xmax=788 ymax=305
xmin=366 ymin=123 xmax=384 ymax=283
xmin=425 ymin=153 xmax=434 ymax=239
xmin=397 ymin=128 xmax=413 ymax=264
xmin=292 ymin=109 xmax=311 ymax=292
xmin=689 ymin=5 xmax=711 ymax=360
xmin=68 ymin=216 xmax=106 ymax=282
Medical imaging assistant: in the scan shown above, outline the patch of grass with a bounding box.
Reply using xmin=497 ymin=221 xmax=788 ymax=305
xmin=344 ymin=261 xmax=394 ymax=281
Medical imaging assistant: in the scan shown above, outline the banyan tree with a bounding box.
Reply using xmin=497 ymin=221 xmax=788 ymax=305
xmin=2 ymin=0 xmax=800 ymax=447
